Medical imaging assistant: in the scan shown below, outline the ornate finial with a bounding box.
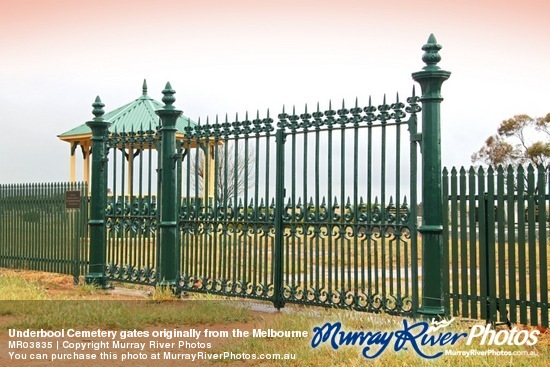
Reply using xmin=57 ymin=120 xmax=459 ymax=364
xmin=161 ymin=82 xmax=176 ymax=109
xmin=421 ymin=33 xmax=442 ymax=70
xmin=142 ymin=79 xmax=148 ymax=95
xmin=92 ymin=96 xmax=105 ymax=120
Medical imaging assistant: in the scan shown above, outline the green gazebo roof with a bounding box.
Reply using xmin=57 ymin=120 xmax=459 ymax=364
xmin=58 ymin=80 xmax=196 ymax=138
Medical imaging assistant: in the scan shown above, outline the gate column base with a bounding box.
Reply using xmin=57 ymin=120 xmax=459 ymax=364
xmin=272 ymin=299 xmax=285 ymax=310
xmin=85 ymin=273 xmax=107 ymax=288
xmin=417 ymin=306 xmax=445 ymax=320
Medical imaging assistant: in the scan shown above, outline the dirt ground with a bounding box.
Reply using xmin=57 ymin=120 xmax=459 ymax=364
xmin=1 ymin=271 xmax=548 ymax=367
xmin=0 ymin=273 xmax=283 ymax=367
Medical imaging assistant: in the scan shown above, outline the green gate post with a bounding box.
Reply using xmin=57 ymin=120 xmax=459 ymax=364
xmin=412 ymin=34 xmax=451 ymax=318
xmin=273 ymin=127 xmax=286 ymax=309
xmin=85 ymin=97 xmax=110 ymax=287
xmin=156 ymin=82 xmax=182 ymax=288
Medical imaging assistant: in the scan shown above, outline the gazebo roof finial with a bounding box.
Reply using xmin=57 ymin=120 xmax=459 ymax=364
xmin=142 ymin=79 xmax=148 ymax=95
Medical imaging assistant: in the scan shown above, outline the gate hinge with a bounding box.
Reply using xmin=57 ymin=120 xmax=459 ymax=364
xmin=411 ymin=133 xmax=422 ymax=142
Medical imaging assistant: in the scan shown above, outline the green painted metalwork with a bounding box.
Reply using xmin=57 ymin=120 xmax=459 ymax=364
xmin=174 ymin=91 xmax=420 ymax=313
xmin=412 ymin=33 xmax=451 ymax=318
xmin=156 ymin=82 xmax=183 ymax=287
xmin=85 ymin=97 xmax=110 ymax=287
xmin=6 ymin=35 xmax=548 ymax=326
xmin=273 ymin=127 xmax=286 ymax=309
xmin=103 ymin=119 xmax=158 ymax=285
xmin=443 ymin=164 xmax=550 ymax=328
xmin=0 ymin=182 xmax=88 ymax=282
xmin=81 ymin=35 xmax=452 ymax=316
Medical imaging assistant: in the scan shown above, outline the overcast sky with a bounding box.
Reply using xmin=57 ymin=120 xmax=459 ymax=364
xmin=0 ymin=0 xmax=549 ymax=184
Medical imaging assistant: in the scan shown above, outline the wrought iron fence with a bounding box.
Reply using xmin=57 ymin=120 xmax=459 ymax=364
xmin=81 ymin=34 xmax=452 ymax=318
xmin=0 ymin=182 xmax=88 ymax=282
xmin=443 ymin=164 xmax=550 ymax=328
xmin=0 ymin=35 xmax=460 ymax=319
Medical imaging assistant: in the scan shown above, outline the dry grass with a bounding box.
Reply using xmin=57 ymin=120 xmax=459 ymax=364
xmin=217 ymin=308 xmax=550 ymax=367
xmin=0 ymin=268 xmax=548 ymax=366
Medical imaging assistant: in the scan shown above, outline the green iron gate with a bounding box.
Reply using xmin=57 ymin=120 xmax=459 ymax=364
xmin=176 ymin=96 xmax=420 ymax=314
xmin=103 ymin=127 xmax=160 ymax=284
xmin=86 ymin=34 xmax=451 ymax=318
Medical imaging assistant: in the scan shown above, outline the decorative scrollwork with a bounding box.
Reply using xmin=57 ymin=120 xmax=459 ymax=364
xmin=105 ymin=263 xmax=156 ymax=285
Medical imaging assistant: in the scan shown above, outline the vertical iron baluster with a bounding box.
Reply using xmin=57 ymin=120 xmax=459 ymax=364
xmin=451 ymin=167 xmax=459 ymax=315
xmin=527 ymin=165 xmax=538 ymax=325
xmin=379 ymin=96 xmax=389 ymax=304
xmin=352 ymin=99 xmax=359 ymax=299
xmin=517 ymin=165 xmax=527 ymax=324
xmin=468 ymin=167 xmax=478 ymax=318
xmin=496 ymin=166 xmax=507 ymax=323
xmin=459 ymin=167 xmax=469 ymax=317
xmin=506 ymin=165 xmax=517 ymax=323
xmin=365 ymin=97 xmax=375 ymax=303
xmin=442 ymin=168 xmax=450 ymax=314
xmin=325 ymin=102 xmax=334 ymax=300
xmin=338 ymin=101 xmax=346 ymax=299
xmin=538 ymin=165 xmax=548 ymax=328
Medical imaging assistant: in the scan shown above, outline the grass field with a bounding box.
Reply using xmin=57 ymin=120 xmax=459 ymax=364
xmin=0 ymin=268 xmax=548 ymax=366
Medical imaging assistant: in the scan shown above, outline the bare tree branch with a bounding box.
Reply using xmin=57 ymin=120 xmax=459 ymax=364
xmin=187 ymin=141 xmax=256 ymax=203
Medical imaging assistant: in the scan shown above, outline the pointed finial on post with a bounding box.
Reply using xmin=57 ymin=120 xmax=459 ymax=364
xmin=421 ymin=33 xmax=443 ymax=71
xmin=142 ymin=79 xmax=148 ymax=95
xmin=161 ymin=82 xmax=176 ymax=109
xmin=92 ymin=96 xmax=105 ymax=120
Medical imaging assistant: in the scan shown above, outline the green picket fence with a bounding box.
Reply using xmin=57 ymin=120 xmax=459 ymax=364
xmin=0 ymin=182 xmax=88 ymax=282
xmin=443 ymin=165 xmax=549 ymax=328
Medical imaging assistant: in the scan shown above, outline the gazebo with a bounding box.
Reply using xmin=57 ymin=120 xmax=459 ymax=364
xmin=58 ymin=80 xmax=215 ymax=195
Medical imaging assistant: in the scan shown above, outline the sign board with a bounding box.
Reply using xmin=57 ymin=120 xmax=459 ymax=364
xmin=65 ymin=191 xmax=81 ymax=209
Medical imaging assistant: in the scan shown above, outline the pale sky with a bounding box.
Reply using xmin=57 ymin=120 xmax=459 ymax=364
xmin=0 ymin=0 xmax=549 ymax=184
